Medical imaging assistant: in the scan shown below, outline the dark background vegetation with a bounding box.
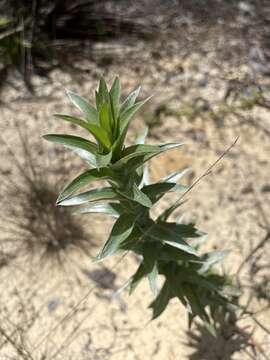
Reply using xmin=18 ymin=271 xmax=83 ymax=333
xmin=1 ymin=0 xmax=270 ymax=90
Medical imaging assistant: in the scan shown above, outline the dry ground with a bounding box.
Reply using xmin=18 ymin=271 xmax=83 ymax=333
xmin=1 ymin=2 xmax=270 ymax=359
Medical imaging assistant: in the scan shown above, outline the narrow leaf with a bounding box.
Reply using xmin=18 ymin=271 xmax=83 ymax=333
xmin=138 ymin=164 xmax=150 ymax=188
xmin=64 ymin=146 xmax=96 ymax=167
xmin=74 ymin=202 xmax=124 ymax=217
xmin=67 ymin=91 xmax=99 ymax=124
xmin=86 ymin=124 xmax=112 ymax=149
xmin=161 ymin=168 xmax=190 ymax=183
xmin=58 ymin=187 xmax=120 ymax=206
xmin=199 ymin=250 xmax=230 ymax=274
xmin=118 ymin=183 xmax=152 ymax=208
xmin=160 ymin=245 xmax=199 ymax=262
xmin=98 ymin=77 xmax=110 ymax=104
xmin=43 ymin=134 xmax=98 ymax=154
xmin=144 ymin=242 xmax=159 ymax=296
xmin=95 ymin=90 xmax=102 ymax=111
xmin=135 ymin=126 xmax=149 ymax=145
xmin=119 ymin=141 xmax=185 ymax=171
xmin=130 ymin=242 xmax=159 ymax=295
xmin=54 ymin=114 xmax=111 ymax=149
xmin=148 ymin=263 xmax=158 ymax=296
xmin=182 ymin=284 xmax=211 ymax=325
xmin=120 ymin=86 xmax=141 ymax=115
xmin=98 ymin=214 xmax=135 ymax=260
xmin=149 ymin=280 xmax=172 ymax=319
xmin=157 ymin=200 xmax=187 ymax=222
xmin=99 ymin=103 xmax=112 ymax=135
xmin=119 ymin=96 xmax=152 ymax=133
xmin=142 ymin=182 xmax=186 ymax=203
xmin=129 ymin=263 xmax=147 ymax=294
xmin=112 ymin=144 xmax=161 ymax=169
xmin=118 ymin=226 xmax=142 ymax=251
xmin=95 ymin=150 xmax=112 ymax=168
xmin=149 ymin=223 xmax=198 ymax=256
xmin=57 ymin=168 xmax=112 ymax=203
xmin=54 ymin=114 xmax=92 ymax=131
xmin=109 ymin=76 xmax=120 ymax=120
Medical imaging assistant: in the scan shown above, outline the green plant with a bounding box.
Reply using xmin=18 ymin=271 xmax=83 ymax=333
xmin=43 ymin=77 xmax=236 ymax=333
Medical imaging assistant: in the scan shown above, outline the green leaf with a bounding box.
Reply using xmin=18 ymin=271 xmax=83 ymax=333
xmin=129 ymin=242 xmax=159 ymax=295
xmin=137 ymin=164 xmax=150 ymax=188
xmin=182 ymin=284 xmax=211 ymax=325
xmin=118 ymin=182 xmax=152 ymax=208
xmin=160 ymin=245 xmax=199 ymax=262
xmin=142 ymin=182 xmax=186 ymax=204
xmin=148 ymin=263 xmax=159 ymax=296
xmin=119 ymin=96 xmax=152 ymax=133
xmin=97 ymin=214 xmax=136 ymax=260
xmin=67 ymin=91 xmax=99 ymax=124
xmin=57 ymin=168 xmax=112 ymax=203
xmin=95 ymin=90 xmax=102 ymax=111
xmin=162 ymin=168 xmax=190 ymax=183
xmin=58 ymin=187 xmax=120 ymax=206
xmin=118 ymin=142 xmax=185 ymax=171
xmin=120 ymin=86 xmax=141 ymax=115
xmin=109 ymin=76 xmax=120 ymax=120
xmin=182 ymin=271 xmax=221 ymax=293
xmin=95 ymin=150 xmax=112 ymax=168
xmin=157 ymin=200 xmax=187 ymax=222
xmin=73 ymin=202 xmax=124 ymax=217
xmin=99 ymin=103 xmax=112 ymax=135
xmin=111 ymin=126 xmax=128 ymax=161
xmin=149 ymin=280 xmax=172 ymax=319
xmin=144 ymin=243 xmax=159 ymax=295
xmin=129 ymin=263 xmax=146 ymax=294
xmin=161 ymin=240 xmax=196 ymax=256
xmin=42 ymin=134 xmax=98 ymax=154
xmin=138 ymin=166 xmax=189 ymax=196
xmin=167 ymin=272 xmax=187 ymax=306
xmin=199 ymin=250 xmax=230 ymax=274
xmin=64 ymin=146 xmax=96 ymax=167
xmin=112 ymin=144 xmax=161 ymax=169
xmin=148 ymin=222 xmax=198 ymax=256
xmin=118 ymin=225 xmax=142 ymax=251
xmin=161 ymin=222 xmax=204 ymax=238
xmin=54 ymin=114 xmax=111 ymax=149
xmin=54 ymin=114 xmax=90 ymax=129
xmin=142 ymin=165 xmax=150 ymax=186
xmin=86 ymin=124 xmax=112 ymax=149
xmin=98 ymin=77 xmax=110 ymax=104
xmin=204 ymin=322 xmax=217 ymax=337
xmin=135 ymin=126 xmax=149 ymax=145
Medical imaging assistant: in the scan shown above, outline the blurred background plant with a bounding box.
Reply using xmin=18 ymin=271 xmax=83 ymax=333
xmin=0 ymin=0 xmax=158 ymax=92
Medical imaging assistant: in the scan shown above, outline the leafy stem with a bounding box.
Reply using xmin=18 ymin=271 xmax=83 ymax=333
xmin=43 ymin=76 xmax=238 ymax=334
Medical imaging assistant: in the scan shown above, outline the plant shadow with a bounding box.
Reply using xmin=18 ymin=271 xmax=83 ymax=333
xmin=0 ymin=122 xmax=97 ymax=271
xmin=185 ymin=310 xmax=258 ymax=360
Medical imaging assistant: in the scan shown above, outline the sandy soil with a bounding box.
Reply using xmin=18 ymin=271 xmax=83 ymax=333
xmin=1 ymin=4 xmax=270 ymax=359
